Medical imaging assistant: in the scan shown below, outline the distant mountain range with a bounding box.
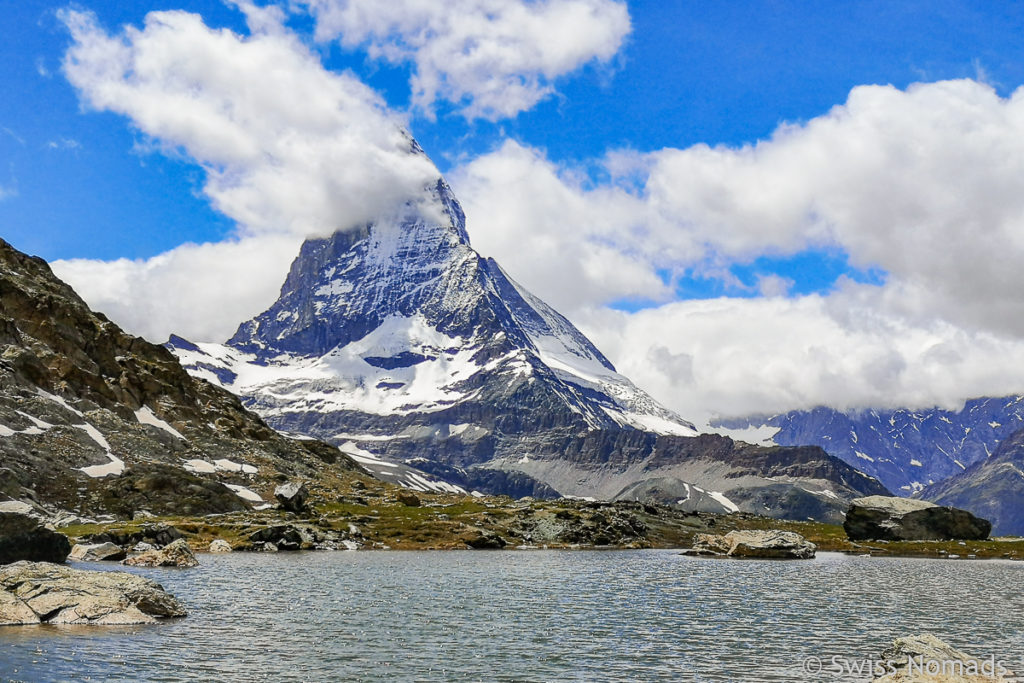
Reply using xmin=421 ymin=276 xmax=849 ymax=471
xmin=168 ymin=147 xmax=887 ymax=523
xmin=716 ymin=400 xmax=1024 ymax=534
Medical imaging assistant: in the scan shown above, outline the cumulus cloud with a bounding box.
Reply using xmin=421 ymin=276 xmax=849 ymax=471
xmin=54 ymin=6 xmax=443 ymax=342
xmin=301 ymin=0 xmax=631 ymax=120
xmin=60 ymin=7 xmax=440 ymax=238
xmin=54 ymin=235 xmax=302 ymax=343
xmin=452 ymin=79 xmax=1024 ymax=418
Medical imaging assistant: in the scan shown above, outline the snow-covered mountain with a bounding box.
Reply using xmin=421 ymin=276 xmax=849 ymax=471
xmin=715 ymin=396 xmax=1024 ymax=495
xmin=169 ymin=166 xmax=888 ymax=519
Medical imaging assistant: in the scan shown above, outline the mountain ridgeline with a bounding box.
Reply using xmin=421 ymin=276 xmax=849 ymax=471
xmin=169 ymin=175 xmax=888 ymax=522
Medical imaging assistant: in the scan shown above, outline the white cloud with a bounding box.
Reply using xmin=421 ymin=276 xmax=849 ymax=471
xmin=53 ymin=235 xmax=302 ymax=343
xmin=60 ymin=7 xmax=441 ymax=239
xmin=54 ymin=7 xmax=444 ymax=343
xmin=577 ymin=291 xmax=1024 ymax=424
xmin=301 ymin=0 xmax=631 ymax=120
xmin=451 ymin=79 xmax=1024 ymax=418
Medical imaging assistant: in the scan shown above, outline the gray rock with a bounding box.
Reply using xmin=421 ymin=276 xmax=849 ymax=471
xmin=274 ymin=481 xmax=309 ymax=513
xmin=122 ymin=539 xmax=199 ymax=568
xmin=0 ymin=512 xmax=70 ymax=565
xmin=874 ymin=633 xmax=1015 ymax=681
xmin=70 ymin=542 xmax=126 ymax=562
xmin=0 ymin=561 xmax=186 ymax=625
xmin=208 ymin=539 xmax=232 ymax=553
xmin=686 ymin=530 xmax=816 ymax=559
xmin=845 ymin=496 xmax=992 ymax=541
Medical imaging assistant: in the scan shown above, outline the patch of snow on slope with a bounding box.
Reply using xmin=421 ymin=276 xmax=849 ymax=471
xmin=225 ymin=484 xmax=263 ymax=503
xmin=135 ymin=406 xmax=185 ymax=440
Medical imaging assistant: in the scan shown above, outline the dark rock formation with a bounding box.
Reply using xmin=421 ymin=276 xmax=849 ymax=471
xmin=274 ymin=481 xmax=309 ymax=513
xmin=844 ymin=496 xmax=991 ymax=541
xmin=461 ymin=528 xmax=507 ymax=549
xmin=0 ymin=512 xmax=70 ymax=564
xmin=0 ymin=560 xmax=186 ymax=625
xmin=396 ymin=491 xmax=421 ymax=507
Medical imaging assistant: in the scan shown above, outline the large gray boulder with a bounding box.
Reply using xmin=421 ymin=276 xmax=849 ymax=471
xmin=844 ymin=496 xmax=991 ymax=541
xmin=274 ymin=481 xmax=309 ymax=513
xmin=873 ymin=633 xmax=1015 ymax=681
xmin=70 ymin=542 xmax=126 ymax=562
xmin=688 ymin=529 xmax=816 ymax=559
xmin=121 ymin=539 xmax=198 ymax=568
xmin=0 ymin=512 xmax=70 ymax=564
xmin=0 ymin=561 xmax=186 ymax=625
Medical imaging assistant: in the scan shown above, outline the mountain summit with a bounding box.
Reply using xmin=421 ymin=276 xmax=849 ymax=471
xmin=170 ymin=172 xmax=887 ymax=518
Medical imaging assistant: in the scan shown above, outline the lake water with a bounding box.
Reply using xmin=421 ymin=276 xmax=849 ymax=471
xmin=1 ymin=551 xmax=1022 ymax=682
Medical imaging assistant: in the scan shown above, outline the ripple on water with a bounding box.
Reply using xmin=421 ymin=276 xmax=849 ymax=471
xmin=1 ymin=551 xmax=1021 ymax=682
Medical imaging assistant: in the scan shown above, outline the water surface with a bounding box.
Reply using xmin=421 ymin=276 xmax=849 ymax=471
xmin=1 ymin=551 xmax=1021 ymax=681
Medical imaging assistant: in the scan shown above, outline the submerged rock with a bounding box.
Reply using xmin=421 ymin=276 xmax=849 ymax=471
xmin=685 ymin=530 xmax=816 ymax=559
xmin=275 ymin=481 xmax=309 ymax=513
xmin=70 ymin=542 xmax=126 ymax=562
xmin=0 ymin=512 xmax=71 ymax=565
xmin=122 ymin=538 xmax=198 ymax=568
xmin=873 ymin=633 xmax=1015 ymax=681
xmin=0 ymin=561 xmax=186 ymax=625
xmin=845 ymin=496 xmax=991 ymax=541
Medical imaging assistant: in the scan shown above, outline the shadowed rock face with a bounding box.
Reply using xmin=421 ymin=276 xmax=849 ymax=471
xmin=0 ymin=512 xmax=70 ymax=564
xmin=0 ymin=238 xmax=362 ymax=520
xmin=0 ymin=561 xmax=185 ymax=625
xmin=844 ymin=496 xmax=991 ymax=541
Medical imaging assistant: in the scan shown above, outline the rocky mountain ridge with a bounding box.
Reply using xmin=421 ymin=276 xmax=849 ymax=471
xmin=0 ymin=237 xmax=360 ymax=521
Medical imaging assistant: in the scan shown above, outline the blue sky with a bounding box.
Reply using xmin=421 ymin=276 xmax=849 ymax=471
xmin=4 ymin=0 xmax=1021 ymax=264
xmin=6 ymin=0 xmax=1024 ymax=419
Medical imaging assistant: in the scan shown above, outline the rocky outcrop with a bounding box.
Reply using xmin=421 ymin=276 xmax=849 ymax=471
xmin=0 ymin=561 xmax=186 ymax=625
xmin=69 ymin=542 xmax=126 ymax=562
xmin=844 ymin=496 xmax=991 ymax=541
xmin=274 ymin=481 xmax=309 ymax=513
xmin=247 ymin=524 xmax=316 ymax=551
xmin=87 ymin=522 xmax=183 ymax=549
xmin=0 ymin=237 xmax=362 ymax=521
xmin=208 ymin=539 xmax=232 ymax=553
xmin=121 ymin=538 xmax=198 ymax=568
xmin=687 ymin=529 xmax=816 ymax=559
xmin=0 ymin=512 xmax=70 ymax=564
xmin=873 ymin=633 xmax=1015 ymax=681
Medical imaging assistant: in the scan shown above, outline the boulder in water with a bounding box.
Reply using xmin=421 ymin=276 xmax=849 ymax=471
xmin=0 ymin=561 xmax=186 ymax=625
xmin=845 ymin=496 xmax=991 ymax=541
xmin=873 ymin=633 xmax=1015 ymax=681
xmin=70 ymin=542 xmax=126 ymax=562
xmin=685 ymin=530 xmax=816 ymax=559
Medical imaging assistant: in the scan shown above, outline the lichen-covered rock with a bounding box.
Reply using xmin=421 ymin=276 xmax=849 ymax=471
xmin=69 ymin=542 xmax=126 ymax=562
xmin=208 ymin=539 xmax=232 ymax=553
xmin=0 ymin=560 xmax=186 ymax=625
xmin=274 ymin=481 xmax=309 ymax=513
xmin=845 ymin=496 xmax=991 ymax=541
xmin=0 ymin=512 xmax=70 ymax=565
xmin=873 ymin=633 xmax=1015 ymax=681
xmin=686 ymin=529 xmax=815 ymax=559
xmin=121 ymin=538 xmax=198 ymax=568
